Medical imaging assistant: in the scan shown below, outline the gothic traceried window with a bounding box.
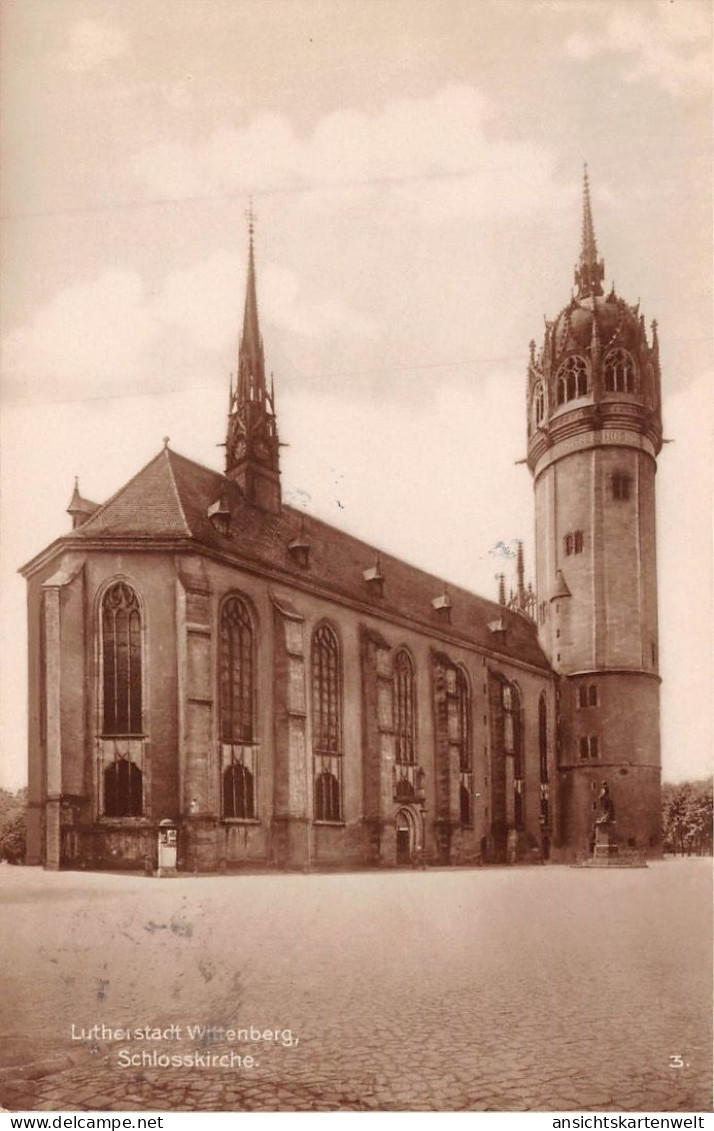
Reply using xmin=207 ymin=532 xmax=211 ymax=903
xmin=220 ymin=596 xmax=255 ymax=744
xmin=312 ymin=623 xmax=342 ymax=821
xmin=604 ymin=348 xmax=635 ymax=394
xmin=539 ymin=693 xmax=549 ymax=827
xmin=556 ymin=355 xmax=589 ymax=405
xmin=539 ymin=693 xmax=548 ymax=783
xmin=102 ymin=582 xmax=142 ymax=736
xmin=503 ymin=680 xmax=524 ymax=828
xmin=455 ymin=667 xmax=472 ymax=825
xmin=394 ymin=650 xmax=416 ymax=765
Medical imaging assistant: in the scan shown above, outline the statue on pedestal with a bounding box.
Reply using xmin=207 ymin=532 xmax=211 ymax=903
xmin=596 ymin=780 xmax=615 ymax=825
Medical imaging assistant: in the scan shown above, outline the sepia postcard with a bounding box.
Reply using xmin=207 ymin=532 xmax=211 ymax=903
xmin=0 ymin=0 xmax=712 ymax=1117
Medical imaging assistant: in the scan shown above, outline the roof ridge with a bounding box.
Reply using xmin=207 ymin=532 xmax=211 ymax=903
xmin=163 ymin=448 xmax=192 ymax=537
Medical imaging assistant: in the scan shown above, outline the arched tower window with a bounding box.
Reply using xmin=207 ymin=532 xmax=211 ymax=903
xmin=556 ymin=355 xmax=589 ymax=405
xmin=455 ymin=667 xmax=473 ymax=826
xmin=604 ymin=348 xmax=635 ymax=393
xmin=102 ymin=582 xmax=142 ymax=736
xmin=312 ymin=623 xmax=342 ymax=821
xmin=219 ymin=595 xmax=257 ymax=820
xmin=533 ymin=381 xmax=545 ymax=428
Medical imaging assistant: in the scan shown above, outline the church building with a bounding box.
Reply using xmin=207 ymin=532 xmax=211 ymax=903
xmin=21 ymin=174 xmax=664 ymax=871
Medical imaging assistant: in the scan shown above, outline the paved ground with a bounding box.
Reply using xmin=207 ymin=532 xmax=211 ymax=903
xmin=0 ymin=859 xmax=711 ymax=1113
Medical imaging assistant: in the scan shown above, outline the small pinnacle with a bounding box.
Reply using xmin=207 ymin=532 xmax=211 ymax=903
xmin=163 ymin=436 xmax=170 ymax=449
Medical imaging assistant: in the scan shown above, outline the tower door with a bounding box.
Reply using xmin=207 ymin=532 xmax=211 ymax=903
xmin=396 ymin=808 xmax=416 ymax=865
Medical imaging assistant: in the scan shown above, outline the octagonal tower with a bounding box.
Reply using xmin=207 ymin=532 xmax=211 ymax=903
xmin=526 ymin=169 xmax=663 ymax=858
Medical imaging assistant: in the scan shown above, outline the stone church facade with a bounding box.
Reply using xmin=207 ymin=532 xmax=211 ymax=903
xmin=21 ymin=175 xmax=663 ymax=871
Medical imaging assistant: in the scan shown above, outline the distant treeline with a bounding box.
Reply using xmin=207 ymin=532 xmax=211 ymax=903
xmin=0 ymin=786 xmax=26 ymax=864
xmin=662 ymin=778 xmax=713 ymax=856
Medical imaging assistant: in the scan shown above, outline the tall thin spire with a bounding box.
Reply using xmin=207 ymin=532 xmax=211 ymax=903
xmin=236 ymin=199 xmax=265 ymax=404
xmin=225 ymin=204 xmax=281 ymax=512
xmin=574 ymin=164 xmax=605 ymax=300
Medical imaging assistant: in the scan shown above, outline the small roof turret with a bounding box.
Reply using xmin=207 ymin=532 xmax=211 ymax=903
xmin=66 ymin=477 xmax=99 ymax=529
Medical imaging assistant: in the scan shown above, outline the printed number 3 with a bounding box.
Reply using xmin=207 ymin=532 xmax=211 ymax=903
xmin=669 ymin=1055 xmax=684 ymax=1069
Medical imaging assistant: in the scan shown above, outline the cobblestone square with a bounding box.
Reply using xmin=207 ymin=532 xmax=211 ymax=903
xmin=1 ymin=859 xmax=711 ymax=1112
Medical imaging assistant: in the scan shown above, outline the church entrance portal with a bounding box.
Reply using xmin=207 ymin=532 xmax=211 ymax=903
xmin=395 ymin=808 xmax=417 ymax=865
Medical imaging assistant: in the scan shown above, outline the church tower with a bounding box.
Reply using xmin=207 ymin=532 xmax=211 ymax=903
xmin=526 ymin=169 xmax=663 ymax=857
xmin=225 ymin=209 xmax=281 ymax=513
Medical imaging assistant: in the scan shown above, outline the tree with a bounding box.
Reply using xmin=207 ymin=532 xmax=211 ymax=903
xmin=0 ymin=787 xmax=27 ymax=864
xmin=662 ymin=778 xmax=713 ymax=856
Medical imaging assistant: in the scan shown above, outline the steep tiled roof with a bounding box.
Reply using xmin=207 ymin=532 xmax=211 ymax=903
xmin=68 ymin=446 xmax=550 ymax=671
xmin=77 ymin=448 xmax=207 ymax=537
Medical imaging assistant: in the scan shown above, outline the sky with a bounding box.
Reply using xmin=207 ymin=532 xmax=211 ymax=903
xmin=0 ymin=0 xmax=711 ymax=790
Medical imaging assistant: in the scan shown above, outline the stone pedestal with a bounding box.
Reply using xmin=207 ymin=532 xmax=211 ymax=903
xmin=594 ymin=821 xmax=618 ymax=860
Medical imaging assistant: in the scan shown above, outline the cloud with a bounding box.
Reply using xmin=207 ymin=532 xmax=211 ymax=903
xmin=130 ymin=85 xmax=568 ymax=220
xmin=1 ymin=254 xmax=374 ymax=404
xmin=563 ymin=1 xmax=711 ymax=98
xmin=56 ymin=18 xmax=129 ymax=74
xmin=261 ymin=266 xmax=375 ymax=340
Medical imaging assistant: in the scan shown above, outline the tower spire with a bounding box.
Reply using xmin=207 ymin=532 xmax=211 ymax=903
xmin=225 ymin=204 xmax=281 ymax=513
xmin=574 ymin=164 xmax=605 ymax=300
xmin=237 ymin=199 xmax=264 ymax=405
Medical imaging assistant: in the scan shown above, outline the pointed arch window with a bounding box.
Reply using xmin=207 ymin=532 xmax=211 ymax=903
xmin=604 ymin=348 xmax=635 ymax=394
xmin=539 ymin=693 xmax=550 ymax=828
xmin=394 ymin=650 xmax=416 ymax=765
xmin=556 ymin=355 xmax=589 ymax=405
xmin=503 ymin=681 xmax=525 ymax=829
xmin=220 ymin=595 xmax=257 ymax=821
xmin=220 ymin=596 xmax=255 ymax=743
xmin=533 ymin=381 xmax=545 ymax=428
xmin=98 ymin=582 xmax=145 ymax=819
xmin=455 ymin=668 xmax=473 ymax=826
xmin=312 ymin=624 xmax=343 ymax=821
xmin=102 ymin=582 xmax=142 ymax=736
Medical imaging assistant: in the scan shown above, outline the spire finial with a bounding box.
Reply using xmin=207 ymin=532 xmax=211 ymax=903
xmin=162 ymin=436 xmax=170 ymax=450
xmin=574 ymin=163 xmax=605 ymax=299
xmin=581 ymin=163 xmax=597 ymax=264
xmin=245 ymin=196 xmax=257 ymax=242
